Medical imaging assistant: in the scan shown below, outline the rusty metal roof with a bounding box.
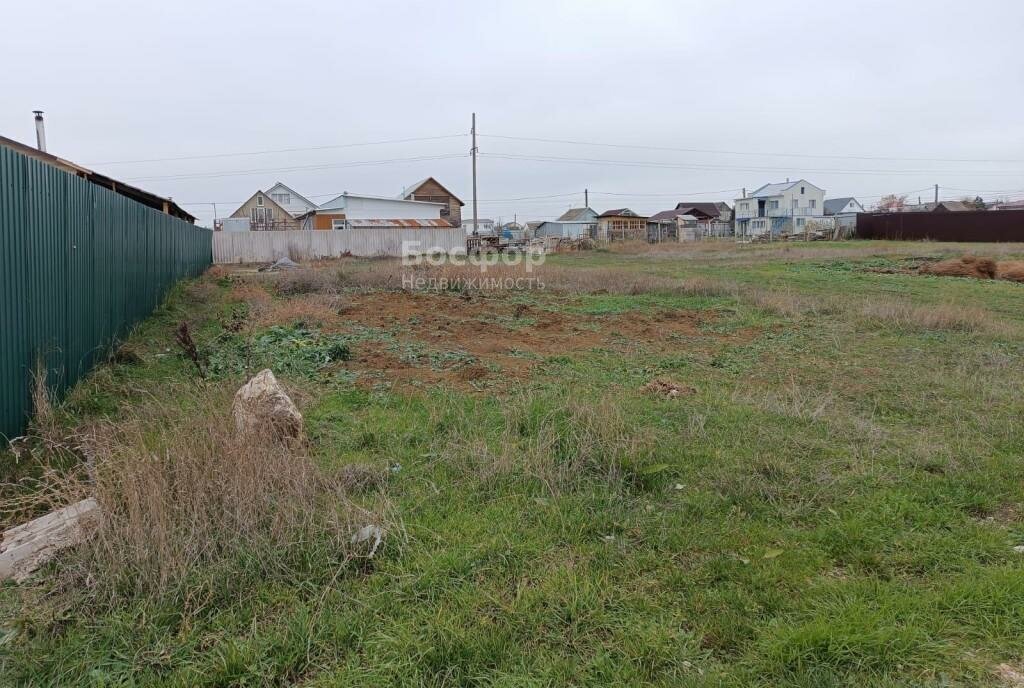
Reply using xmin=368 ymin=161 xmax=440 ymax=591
xmin=346 ymin=218 xmax=454 ymax=228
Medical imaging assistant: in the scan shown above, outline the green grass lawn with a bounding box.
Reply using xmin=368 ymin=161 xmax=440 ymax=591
xmin=3 ymin=240 xmax=1024 ymax=686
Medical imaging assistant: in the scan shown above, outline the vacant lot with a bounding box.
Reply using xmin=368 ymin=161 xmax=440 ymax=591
xmin=4 ymin=240 xmax=1024 ymax=686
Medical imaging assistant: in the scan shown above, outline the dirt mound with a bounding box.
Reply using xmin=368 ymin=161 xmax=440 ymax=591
xmin=997 ymin=260 xmax=1024 ymax=283
xmin=642 ymin=379 xmax=695 ymax=399
xmin=923 ymin=255 xmax=997 ymax=279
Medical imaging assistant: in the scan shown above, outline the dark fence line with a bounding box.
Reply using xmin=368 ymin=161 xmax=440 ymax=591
xmin=856 ymin=209 xmax=1024 ymax=242
xmin=0 ymin=145 xmax=211 ymax=439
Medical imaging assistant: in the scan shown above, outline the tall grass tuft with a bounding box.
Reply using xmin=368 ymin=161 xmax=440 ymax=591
xmin=436 ymin=392 xmax=663 ymax=493
xmin=4 ymin=384 xmax=387 ymax=607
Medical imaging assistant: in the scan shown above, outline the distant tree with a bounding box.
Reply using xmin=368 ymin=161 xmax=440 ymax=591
xmin=960 ymin=196 xmax=986 ymax=210
xmin=876 ymin=194 xmax=907 ymax=212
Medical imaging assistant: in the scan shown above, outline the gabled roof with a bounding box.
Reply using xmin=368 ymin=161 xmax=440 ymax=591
xmin=401 ymin=177 xmax=465 ymax=206
xmin=0 ymin=134 xmax=196 ymax=222
xmin=673 ymin=202 xmax=723 ymax=217
xmin=265 ymin=181 xmax=318 ymax=210
xmin=746 ymin=179 xmax=823 ymax=198
xmin=823 ymin=197 xmax=859 ymax=215
xmin=556 ymin=207 xmax=598 ymax=221
xmin=648 ymin=209 xmax=692 ymax=222
xmin=598 ymin=208 xmax=642 ymax=218
xmin=229 ymin=190 xmax=293 ymax=219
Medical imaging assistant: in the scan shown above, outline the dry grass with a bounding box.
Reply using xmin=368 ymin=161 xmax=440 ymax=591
xmin=3 ymin=384 xmax=388 ymax=602
xmin=922 ymin=255 xmax=998 ymax=279
xmin=997 ymin=260 xmax=1024 ymax=283
xmin=744 ymin=289 xmax=844 ymax=318
xmin=857 ymin=299 xmax=989 ymax=333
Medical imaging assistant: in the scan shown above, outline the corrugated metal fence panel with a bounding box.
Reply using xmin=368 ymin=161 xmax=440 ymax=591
xmin=0 ymin=145 xmax=213 ymax=439
xmin=212 ymin=228 xmax=467 ymax=263
xmin=856 ymin=210 xmax=1024 ymax=241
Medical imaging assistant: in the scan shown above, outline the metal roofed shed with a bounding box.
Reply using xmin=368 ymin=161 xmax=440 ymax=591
xmin=0 ymin=134 xmax=196 ymax=223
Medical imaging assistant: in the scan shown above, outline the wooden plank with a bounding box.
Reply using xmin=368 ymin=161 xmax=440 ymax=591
xmin=0 ymin=498 xmax=100 ymax=582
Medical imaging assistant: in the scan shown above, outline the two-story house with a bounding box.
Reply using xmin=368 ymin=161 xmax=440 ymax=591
xmin=734 ymin=180 xmax=825 ymax=237
xmin=401 ymin=177 xmax=464 ymax=227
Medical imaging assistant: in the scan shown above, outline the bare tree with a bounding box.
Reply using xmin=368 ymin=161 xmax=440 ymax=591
xmin=875 ymin=194 xmax=908 ymax=212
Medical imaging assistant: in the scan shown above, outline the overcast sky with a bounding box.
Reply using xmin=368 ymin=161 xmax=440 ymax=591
xmin=3 ymin=0 xmax=1023 ymax=225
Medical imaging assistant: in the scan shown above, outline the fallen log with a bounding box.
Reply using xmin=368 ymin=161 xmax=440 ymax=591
xmin=0 ymin=498 xmax=100 ymax=583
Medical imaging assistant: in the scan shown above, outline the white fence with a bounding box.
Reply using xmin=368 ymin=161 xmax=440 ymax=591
xmin=212 ymin=228 xmax=467 ymax=264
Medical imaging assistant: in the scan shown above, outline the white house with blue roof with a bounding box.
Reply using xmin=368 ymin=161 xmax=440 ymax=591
xmin=734 ymin=179 xmax=825 ymax=237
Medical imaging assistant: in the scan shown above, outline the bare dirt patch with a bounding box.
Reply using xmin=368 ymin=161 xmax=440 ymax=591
xmin=310 ymin=290 xmax=748 ymax=390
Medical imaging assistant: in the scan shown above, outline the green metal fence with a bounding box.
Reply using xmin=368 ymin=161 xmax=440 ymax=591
xmin=0 ymin=145 xmax=211 ymax=439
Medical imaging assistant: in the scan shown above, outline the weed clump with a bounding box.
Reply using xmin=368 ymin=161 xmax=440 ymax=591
xmin=207 ymin=324 xmax=351 ymax=379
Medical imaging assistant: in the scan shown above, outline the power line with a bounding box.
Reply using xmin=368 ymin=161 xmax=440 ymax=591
xmin=480 ymin=152 xmax=1024 ymax=177
xmin=479 ymin=133 xmax=1024 ymax=165
xmin=126 ymin=153 xmax=467 ymax=183
xmin=591 ymin=187 xmax=742 ymax=197
xmin=89 ymin=134 xmax=468 ymax=166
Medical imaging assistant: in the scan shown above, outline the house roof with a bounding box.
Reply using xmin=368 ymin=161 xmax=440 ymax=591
xmin=0 ymin=134 xmax=196 ymax=222
xmin=401 ymin=177 xmax=465 ymax=206
xmin=319 ymin=191 xmax=446 ymax=211
xmin=598 ymin=208 xmax=642 ymax=218
xmin=265 ymin=181 xmax=318 ymax=210
xmin=649 ymin=209 xmax=696 ymax=222
xmin=904 ymin=200 xmax=973 ymax=213
xmin=746 ymin=179 xmax=823 ymax=199
xmin=346 ymin=218 xmax=454 ymax=228
xmin=823 ymin=197 xmax=858 ymax=215
xmin=673 ymin=202 xmax=724 ymax=218
xmin=557 ymin=207 xmax=597 ymax=221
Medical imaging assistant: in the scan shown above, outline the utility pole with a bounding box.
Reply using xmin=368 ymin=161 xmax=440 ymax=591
xmin=471 ymin=113 xmax=479 ymax=235
xmin=585 ymin=188 xmax=589 ymax=208
xmin=934 ymin=184 xmax=939 ymax=204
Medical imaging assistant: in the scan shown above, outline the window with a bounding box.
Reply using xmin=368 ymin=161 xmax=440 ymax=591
xmin=256 ymin=194 xmax=263 ymax=207
xmin=792 ymin=199 xmax=798 ymax=209
xmin=809 ymin=199 xmax=817 ymax=209
xmin=331 ymin=219 xmax=346 ymax=230
xmin=768 ymin=200 xmax=779 ymax=210
xmin=271 ymin=193 xmax=291 ymax=205
xmin=796 ymin=218 xmax=805 ymax=227
xmin=800 ymin=186 xmax=805 ymax=194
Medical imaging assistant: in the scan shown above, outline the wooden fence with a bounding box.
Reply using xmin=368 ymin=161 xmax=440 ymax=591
xmin=212 ymin=228 xmax=467 ymax=264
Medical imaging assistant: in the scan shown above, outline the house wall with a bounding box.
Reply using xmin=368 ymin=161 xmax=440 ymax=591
xmin=407 ymin=179 xmax=462 ymax=227
xmin=536 ymin=221 xmax=595 ymax=239
xmin=229 ymin=193 xmax=298 ymax=230
xmin=265 ymin=184 xmax=317 ymax=217
xmin=598 ymin=216 xmax=647 ymax=240
xmin=778 ymin=183 xmax=825 ymax=217
xmin=734 ymin=198 xmax=757 ymax=219
xmin=313 ymin=213 xmax=345 ymax=230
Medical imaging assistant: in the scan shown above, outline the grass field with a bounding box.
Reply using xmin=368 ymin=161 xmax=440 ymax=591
xmin=3 ymin=240 xmax=1024 ymax=686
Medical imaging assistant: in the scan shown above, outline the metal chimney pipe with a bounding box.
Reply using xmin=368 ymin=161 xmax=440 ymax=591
xmin=33 ymin=111 xmax=47 ymax=152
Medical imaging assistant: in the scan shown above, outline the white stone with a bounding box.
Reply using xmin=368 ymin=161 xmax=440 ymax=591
xmin=232 ymin=369 xmax=303 ymax=440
